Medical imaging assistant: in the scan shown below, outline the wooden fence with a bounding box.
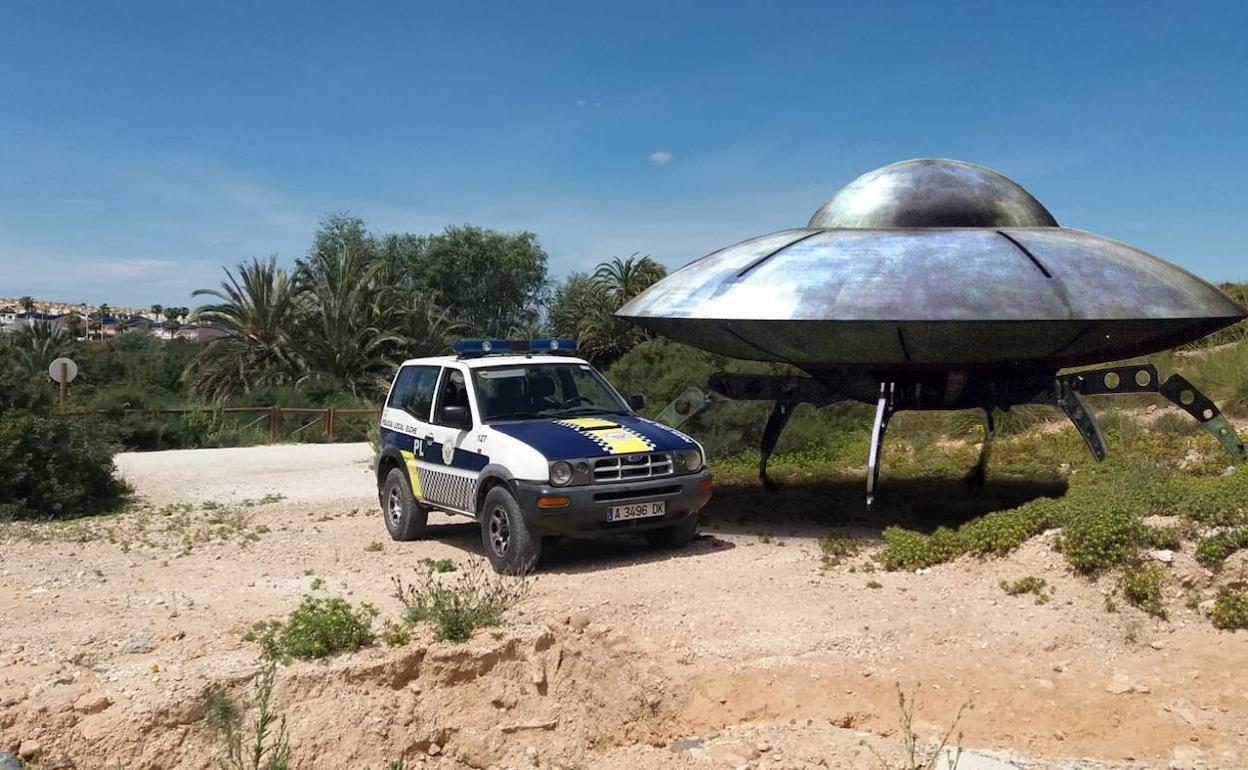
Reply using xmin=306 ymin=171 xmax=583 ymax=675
xmin=84 ymin=406 xmax=380 ymax=443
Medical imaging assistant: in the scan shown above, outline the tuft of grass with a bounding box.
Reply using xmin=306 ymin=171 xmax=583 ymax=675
xmin=392 ymin=561 xmax=530 ymax=643
xmin=1141 ymin=523 xmax=1186 ymax=551
xmin=999 ymin=576 xmax=1052 ymax=605
xmin=1119 ymin=563 xmax=1167 ymax=619
xmin=244 ymin=595 xmax=378 ymax=662
xmin=364 ymin=541 xmax=384 ymax=553
xmin=309 ymin=577 xmax=325 ymax=591
xmin=380 ymin=620 xmax=411 ymax=647
xmin=818 ymin=534 xmax=861 ymax=566
xmin=1210 ymin=588 xmax=1248 ymax=630
xmin=419 ymin=557 xmax=457 ymax=573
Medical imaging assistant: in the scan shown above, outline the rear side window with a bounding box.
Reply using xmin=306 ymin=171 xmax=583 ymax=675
xmin=387 ymin=365 xmax=439 ymax=421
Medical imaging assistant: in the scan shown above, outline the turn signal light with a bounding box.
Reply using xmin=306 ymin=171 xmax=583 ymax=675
xmin=538 ymin=496 xmax=570 ymax=508
xmin=698 ymin=478 xmax=714 ymax=491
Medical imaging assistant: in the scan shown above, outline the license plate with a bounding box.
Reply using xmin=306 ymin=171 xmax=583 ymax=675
xmin=607 ymin=500 xmax=666 ymax=522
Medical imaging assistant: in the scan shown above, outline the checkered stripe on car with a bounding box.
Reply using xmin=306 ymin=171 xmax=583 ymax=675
xmin=417 ymin=467 xmax=478 ymax=513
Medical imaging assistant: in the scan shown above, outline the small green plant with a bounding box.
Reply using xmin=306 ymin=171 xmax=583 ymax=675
xmin=818 ymin=534 xmax=861 ymax=566
xmin=381 ymin=620 xmax=411 ymax=647
xmin=999 ymin=576 xmax=1052 ymax=605
xmin=220 ymin=663 xmax=290 ymax=770
xmin=1104 ymin=594 xmax=1120 ymax=613
xmin=244 ymin=596 xmax=378 ymax=662
xmin=364 ymin=541 xmax=384 ymax=553
xmin=1194 ymin=528 xmax=1248 ymax=569
xmin=309 ymin=577 xmax=325 ymax=591
xmin=420 ymin=557 xmax=457 ymax=573
xmin=393 ymin=561 xmax=530 ymax=643
xmin=1210 ymin=588 xmax=1248 ymax=630
xmin=1119 ymin=563 xmax=1167 ymax=619
xmin=1059 ymin=508 xmax=1141 ymax=573
xmin=866 ymin=579 xmax=883 ymax=589
xmin=1141 ymin=524 xmax=1184 ymax=551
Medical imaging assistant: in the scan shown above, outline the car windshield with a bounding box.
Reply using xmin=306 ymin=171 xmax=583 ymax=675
xmin=472 ymin=363 xmax=630 ymax=422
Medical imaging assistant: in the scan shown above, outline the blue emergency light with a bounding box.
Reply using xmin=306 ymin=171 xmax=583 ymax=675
xmin=451 ymin=338 xmax=577 ymax=357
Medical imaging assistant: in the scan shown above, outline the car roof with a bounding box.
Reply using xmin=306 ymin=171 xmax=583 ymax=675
xmin=396 ymin=354 xmax=591 ymax=369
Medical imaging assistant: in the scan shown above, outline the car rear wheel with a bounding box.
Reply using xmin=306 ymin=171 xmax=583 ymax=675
xmin=644 ymin=514 xmax=699 ymax=549
xmin=480 ymin=486 xmax=541 ymax=575
xmin=381 ymin=467 xmax=428 ymax=541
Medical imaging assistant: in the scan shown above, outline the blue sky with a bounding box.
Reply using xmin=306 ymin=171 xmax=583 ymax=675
xmin=1 ymin=1 xmax=1245 ymax=306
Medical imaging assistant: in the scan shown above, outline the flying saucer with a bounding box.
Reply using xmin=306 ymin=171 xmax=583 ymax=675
xmin=619 ymin=159 xmax=1247 ymax=504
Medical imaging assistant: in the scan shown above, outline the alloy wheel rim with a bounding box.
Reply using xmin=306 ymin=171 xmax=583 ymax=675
xmin=387 ymin=486 xmax=402 ymax=528
xmin=488 ymin=507 xmax=510 ymax=557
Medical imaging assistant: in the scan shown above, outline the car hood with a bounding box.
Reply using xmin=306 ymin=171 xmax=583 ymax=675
xmin=489 ymin=414 xmax=699 ymax=460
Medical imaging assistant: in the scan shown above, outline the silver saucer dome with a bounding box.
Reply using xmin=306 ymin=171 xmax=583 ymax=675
xmin=619 ymin=159 xmax=1245 ymax=370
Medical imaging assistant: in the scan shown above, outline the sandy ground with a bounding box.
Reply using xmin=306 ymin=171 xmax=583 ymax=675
xmin=2 ymin=443 xmax=1247 ymax=770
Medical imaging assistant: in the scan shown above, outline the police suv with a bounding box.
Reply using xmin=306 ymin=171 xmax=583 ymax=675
xmin=376 ymin=339 xmax=713 ymax=573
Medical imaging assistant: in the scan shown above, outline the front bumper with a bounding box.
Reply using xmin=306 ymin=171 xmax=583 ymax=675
xmin=512 ymin=469 xmax=713 ymax=537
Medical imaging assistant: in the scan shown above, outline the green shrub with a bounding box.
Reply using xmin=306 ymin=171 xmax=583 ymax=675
xmin=1194 ymin=529 xmax=1248 ymax=569
xmin=219 ymin=663 xmax=290 ymax=770
xmin=1119 ymin=564 xmax=1167 ymax=619
xmin=1210 ymin=588 xmax=1248 ymax=630
xmin=244 ymin=596 xmax=378 ymax=662
xmin=1000 ymin=576 xmax=1051 ymax=604
xmin=420 ymin=557 xmax=457 ymax=573
xmin=1141 ymin=523 xmax=1185 ymax=550
xmin=392 ymin=562 xmax=530 ymax=643
xmin=1059 ymin=507 xmax=1142 ymax=573
xmin=380 ymin=620 xmax=411 ymax=647
xmin=0 ymin=412 xmax=129 ymax=520
xmin=879 ymin=526 xmax=961 ymax=571
xmin=817 ymin=534 xmax=861 ymax=566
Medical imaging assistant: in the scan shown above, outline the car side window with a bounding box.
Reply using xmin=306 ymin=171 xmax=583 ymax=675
xmin=387 ymin=365 xmax=439 ymax=421
xmin=432 ymin=368 xmax=472 ymax=427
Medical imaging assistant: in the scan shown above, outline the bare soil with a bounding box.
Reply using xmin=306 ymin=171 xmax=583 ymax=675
xmin=2 ymin=443 xmax=1246 ymax=769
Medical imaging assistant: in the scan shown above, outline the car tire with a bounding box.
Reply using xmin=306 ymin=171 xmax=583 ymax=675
xmin=381 ymin=467 xmax=428 ymax=541
xmin=480 ymin=486 xmax=541 ymax=575
xmin=644 ymin=514 xmax=699 ymax=549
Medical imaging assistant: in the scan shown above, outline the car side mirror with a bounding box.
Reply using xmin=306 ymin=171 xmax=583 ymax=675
xmin=627 ymin=393 xmax=645 ymax=411
xmin=442 ymin=405 xmax=471 ymax=429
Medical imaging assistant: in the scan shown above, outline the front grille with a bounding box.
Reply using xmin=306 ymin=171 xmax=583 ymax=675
xmin=592 ymin=452 xmax=673 ymax=483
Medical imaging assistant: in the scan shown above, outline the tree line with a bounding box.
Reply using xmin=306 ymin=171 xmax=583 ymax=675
xmin=51 ymin=214 xmax=666 ymax=401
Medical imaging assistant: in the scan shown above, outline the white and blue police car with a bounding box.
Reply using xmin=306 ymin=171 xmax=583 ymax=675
xmin=375 ymin=339 xmax=713 ymax=573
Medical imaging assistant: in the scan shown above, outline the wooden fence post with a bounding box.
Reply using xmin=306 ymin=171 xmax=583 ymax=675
xmin=325 ymin=407 xmax=336 ymax=441
xmin=270 ymin=405 xmax=280 ymax=442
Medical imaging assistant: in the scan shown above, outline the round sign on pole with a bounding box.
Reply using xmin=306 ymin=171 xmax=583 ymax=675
xmin=49 ymin=357 xmax=78 ymax=384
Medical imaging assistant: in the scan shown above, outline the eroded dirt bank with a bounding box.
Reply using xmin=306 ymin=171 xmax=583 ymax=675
xmin=2 ymin=443 xmax=1246 ymax=769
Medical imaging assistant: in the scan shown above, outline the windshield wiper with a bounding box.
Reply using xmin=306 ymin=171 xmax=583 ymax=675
xmin=539 ymin=406 xmax=629 ymax=417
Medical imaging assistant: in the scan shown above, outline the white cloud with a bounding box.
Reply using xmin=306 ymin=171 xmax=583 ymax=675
xmin=575 ymin=99 xmax=587 ymax=107
xmin=649 ymin=151 xmax=673 ymax=165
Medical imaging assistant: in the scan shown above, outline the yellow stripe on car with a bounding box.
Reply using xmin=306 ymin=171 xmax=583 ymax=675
xmin=400 ymin=450 xmax=424 ymax=499
xmin=554 ymin=419 xmax=655 ymax=455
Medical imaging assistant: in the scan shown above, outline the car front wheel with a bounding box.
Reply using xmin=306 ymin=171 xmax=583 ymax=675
xmin=480 ymin=486 xmax=541 ymax=575
xmin=381 ymin=467 xmax=428 ymax=541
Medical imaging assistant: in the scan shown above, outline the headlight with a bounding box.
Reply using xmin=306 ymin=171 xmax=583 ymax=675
xmin=550 ymin=461 xmax=574 ymax=486
xmin=675 ymin=448 xmax=703 ymax=473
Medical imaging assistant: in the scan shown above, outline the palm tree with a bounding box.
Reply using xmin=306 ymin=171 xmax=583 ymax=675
xmin=162 ymin=307 xmax=180 ymax=339
xmin=19 ymin=296 xmax=34 ymax=315
xmin=187 ymin=256 xmax=302 ymax=400
xmin=294 ymin=245 xmax=401 ymax=397
xmin=150 ymin=304 xmax=163 ymax=322
xmin=571 ymin=255 xmax=668 ymax=365
xmin=13 ymin=321 xmax=73 ymax=376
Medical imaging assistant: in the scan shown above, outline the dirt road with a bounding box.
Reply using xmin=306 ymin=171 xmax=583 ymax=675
xmin=2 ymin=443 xmax=1245 ymax=769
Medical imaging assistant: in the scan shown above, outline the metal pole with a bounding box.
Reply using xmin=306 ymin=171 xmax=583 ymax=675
xmin=59 ymin=361 xmax=68 ymax=409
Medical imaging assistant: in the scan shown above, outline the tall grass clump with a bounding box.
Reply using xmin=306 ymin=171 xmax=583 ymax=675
xmin=392 ymin=561 xmax=530 ymax=642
